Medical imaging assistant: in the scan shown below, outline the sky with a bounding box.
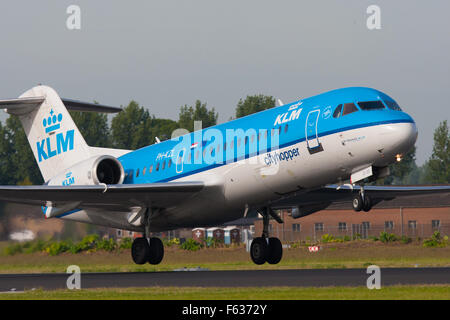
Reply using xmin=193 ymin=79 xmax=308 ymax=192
xmin=0 ymin=1 xmax=448 ymax=165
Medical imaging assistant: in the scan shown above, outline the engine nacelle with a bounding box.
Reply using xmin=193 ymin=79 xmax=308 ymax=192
xmin=48 ymin=155 xmax=125 ymax=186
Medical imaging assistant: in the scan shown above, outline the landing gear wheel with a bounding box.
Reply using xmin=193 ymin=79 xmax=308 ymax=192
xmin=148 ymin=237 xmax=164 ymax=265
xmin=362 ymin=195 xmax=372 ymax=212
xmin=250 ymin=237 xmax=268 ymax=265
xmin=352 ymin=194 xmax=363 ymax=212
xmin=131 ymin=237 xmax=150 ymax=265
xmin=267 ymin=237 xmax=283 ymax=265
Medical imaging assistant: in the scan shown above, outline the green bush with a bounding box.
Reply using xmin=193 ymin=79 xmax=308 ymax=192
xmin=3 ymin=243 xmax=23 ymax=256
xmin=96 ymin=238 xmax=117 ymax=252
xmin=400 ymin=236 xmax=412 ymax=244
xmin=119 ymin=237 xmax=133 ymax=249
xmin=204 ymin=237 xmax=223 ymax=248
xmin=162 ymin=238 xmax=180 ymax=247
xmin=423 ymin=231 xmax=448 ymax=248
xmin=379 ymin=231 xmax=397 ymax=243
xmin=45 ymin=241 xmax=71 ymax=256
xmin=180 ymin=238 xmax=203 ymax=251
xmin=321 ymin=234 xmax=335 ymax=243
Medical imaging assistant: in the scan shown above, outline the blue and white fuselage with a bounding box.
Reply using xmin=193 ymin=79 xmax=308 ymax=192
xmin=103 ymin=87 xmax=416 ymax=230
xmin=3 ymin=85 xmax=418 ymax=232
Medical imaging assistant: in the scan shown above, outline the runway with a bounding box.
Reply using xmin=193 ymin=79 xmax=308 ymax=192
xmin=1 ymin=267 xmax=449 ymax=291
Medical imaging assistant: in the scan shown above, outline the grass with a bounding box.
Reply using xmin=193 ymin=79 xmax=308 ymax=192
xmin=1 ymin=241 xmax=449 ymax=274
xmin=1 ymin=285 xmax=449 ymax=300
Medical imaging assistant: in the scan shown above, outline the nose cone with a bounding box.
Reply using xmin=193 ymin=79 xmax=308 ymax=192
xmin=380 ymin=121 xmax=418 ymax=157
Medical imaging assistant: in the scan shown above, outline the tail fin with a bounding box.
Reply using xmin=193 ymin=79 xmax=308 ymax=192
xmin=2 ymin=86 xmax=95 ymax=181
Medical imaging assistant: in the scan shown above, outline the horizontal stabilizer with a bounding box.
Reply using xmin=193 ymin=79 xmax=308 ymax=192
xmin=0 ymin=97 xmax=46 ymax=115
xmin=61 ymin=98 xmax=122 ymax=113
xmin=1 ymin=97 xmax=121 ymax=115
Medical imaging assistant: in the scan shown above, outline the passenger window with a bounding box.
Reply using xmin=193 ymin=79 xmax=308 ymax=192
xmin=333 ymin=104 xmax=342 ymax=118
xmin=284 ymin=124 xmax=288 ymax=133
xmin=149 ymin=165 xmax=153 ymax=173
xmin=136 ymin=168 xmax=140 ymax=177
xmin=168 ymin=159 xmax=172 ymax=168
xmin=358 ymin=101 xmax=385 ymax=110
xmin=342 ymin=103 xmax=358 ymax=116
xmin=162 ymin=160 xmax=166 ymax=170
xmin=143 ymin=167 xmax=146 ymax=175
xmin=156 ymin=163 xmax=160 ymax=171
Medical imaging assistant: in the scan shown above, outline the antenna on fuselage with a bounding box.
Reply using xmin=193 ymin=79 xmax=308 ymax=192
xmin=155 ymin=137 xmax=161 ymax=144
xmin=276 ymin=99 xmax=284 ymax=107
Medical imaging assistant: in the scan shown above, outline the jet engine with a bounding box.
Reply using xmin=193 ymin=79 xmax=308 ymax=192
xmin=47 ymin=155 xmax=125 ymax=186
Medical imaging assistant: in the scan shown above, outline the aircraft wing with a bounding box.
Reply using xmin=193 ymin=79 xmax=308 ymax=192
xmin=0 ymin=182 xmax=204 ymax=211
xmin=271 ymin=184 xmax=450 ymax=209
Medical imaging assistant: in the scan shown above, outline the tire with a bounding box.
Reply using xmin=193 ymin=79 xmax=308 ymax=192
xmin=362 ymin=195 xmax=372 ymax=212
xmin=148 ymin=237 xmax=164 ymax=265
xmin=250 ymin=237 xmax=268 ymax=265
xmin=131 ymin=237 xmax=150 ymax=265
xmin=352 ymin=194 xmax=363 ymax=212
xmin=266 ymin=237 xmax=283 ymax=264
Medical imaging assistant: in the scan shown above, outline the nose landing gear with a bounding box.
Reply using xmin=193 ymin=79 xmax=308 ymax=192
xmin=352 ymin=186 xmax=372 ymax=212
xmin=250 ymin=207 xmax=283 ymax=265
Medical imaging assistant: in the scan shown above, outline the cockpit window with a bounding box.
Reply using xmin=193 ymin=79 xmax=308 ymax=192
xmin=342 ymin=103 xmax=358 ymax=116
xmin=357 ymin=101 xmax=385 ymax=110
xmin=384 ymin=100 xmax=402 ymax=111
xmin=333 ymin=104 xmax=342 ymax=118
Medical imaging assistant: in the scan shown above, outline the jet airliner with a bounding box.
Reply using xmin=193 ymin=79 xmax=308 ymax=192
xmin=0 ymin=85 xmax=448 ymax=265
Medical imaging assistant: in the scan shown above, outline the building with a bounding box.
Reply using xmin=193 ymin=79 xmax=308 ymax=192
xmin=254 ymin=192 xmax=450 ymax=242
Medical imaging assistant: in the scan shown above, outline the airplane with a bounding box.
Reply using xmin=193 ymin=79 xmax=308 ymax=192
xmin=0 ymin=85 xmax=448 ymax=265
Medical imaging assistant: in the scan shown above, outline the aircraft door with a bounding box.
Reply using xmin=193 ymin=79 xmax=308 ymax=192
xmin=176 ymin=148 xmax=186 ymax=174
xmin=305 ymin=109 xmax=323 ymax=154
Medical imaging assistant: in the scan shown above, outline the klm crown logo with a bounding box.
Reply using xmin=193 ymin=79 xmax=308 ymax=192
xmin=36 ymin=108 xmax=74 ymax=162
xmin=43 ymin=109 xmax=63 ymax=134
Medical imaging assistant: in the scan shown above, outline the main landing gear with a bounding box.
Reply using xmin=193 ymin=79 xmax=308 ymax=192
xmin=351 ymin=186 xmax=372 ymax=212
xmin=131 ymin=237 xmax=164 ymax=265
xmin=131 ymin=209 xmax=164 ymax=265
xmin=250 ymin=207 xmax=283 ymax=265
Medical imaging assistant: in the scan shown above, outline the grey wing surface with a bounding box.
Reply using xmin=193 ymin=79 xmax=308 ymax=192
xmin=271 ymin=184 xmax=450 ymax=210
xmin=0 ymin=182 xmax=204 ymax=211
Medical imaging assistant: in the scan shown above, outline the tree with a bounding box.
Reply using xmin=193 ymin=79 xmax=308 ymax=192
xmin=110 ymin=101 xmax=153 ymax=150
xmin=235 ymin=95 xmax=275 ymax=118
xmin=0 ymin=121 xmax=15 ymax=185
xmin=423 ymin=120 xmax=449 ymax=183
xmin=5 ymin=116 xmax=43 ymax=185
xmin=70 ymin=111 xmax=110 ymax=147
xmin=151 ymin=118 xmax=180 ymax=141
xmin=178 ymin=100 xmax=218 ymax=132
